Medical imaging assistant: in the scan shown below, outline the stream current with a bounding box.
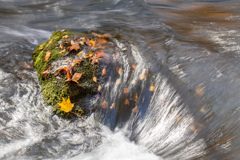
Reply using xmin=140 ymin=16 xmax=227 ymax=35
xmin=1 ymin=0 xmax=240 ymax=159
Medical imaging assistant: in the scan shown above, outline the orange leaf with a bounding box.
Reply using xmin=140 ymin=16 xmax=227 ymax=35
xmin=68 ymin=44 xmax=80 ymax=52
xmin=39 ymin=46 xmax=44 ymax=50
xmin=132 ymin=64 xmax=136 ymax=70
xmin=102 ymin=100 xmax=108 ymax=109
xmin=102 ymin=68 xmax=107 ymax=76
xmin=124 ymin=99 xmax=130 ymax=105
xmin=96 ymin=38 xmax=107 ymax=44
xmin=124 ymin=88 xmax=128 ymax=94
xmin=93 ymin=76 xmax=97 ymax=83
xmin=110 ymin=103 xmax=115 ymax=109
xmin=149 ymin=85 xmax=155 ymax=92
xmin=72 ymin=73 xmax=82 ymax=81
xmin=45 ymin=51 xmax=51 ymax=61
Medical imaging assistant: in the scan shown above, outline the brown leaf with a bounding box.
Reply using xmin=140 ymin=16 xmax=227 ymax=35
xmin=113 ymin=54 xmax=119 ymax=60
xmin=195 ymin=84 xmax=204 ymax=96
xmin=72 ymin=59 xmax=82 ymax=67
xmin=68 ymin=44 xmax=80 ymax=52
xmin=102 ymin=68 xmax=107 ymax=76
xmin=132 ymin=105 xmax=138 ymax=113
xmin=96 ymin=50 xmax=106 ymax=58
xmin=124 ymin=99 xmax=130 ymax=105
xmin=101 ymin=100 xmax=108 ymax=109
xmin=98 ymin=85 xmax=102 ymax=93
xmin=118 ymin=68 xmax=123 ymax=76
xmin=72 ymin=73 xmax=82 ymax=81
xmin=124 ymin=88 xmax=128 ymax=94
xmin=149 ymin=85 xmax=155 ymax=92
xmin=132 ymin=64 xmax=137 ymax=70
xmin=110 ymin=103 xmax=115 ymax=109
xmin=45 ymin=51 xmax=51 ymax=61
xmin=41 ymin=66 xmax=50 ymax=77
xmin=92 ymin=32 xmax=111 ymax=38
xmin=93 ymin=76 xmax=97 ymax=83
xmin=96 ymin=38 xmax=107 ymax=44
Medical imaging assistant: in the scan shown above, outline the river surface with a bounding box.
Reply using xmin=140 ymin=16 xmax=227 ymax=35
xmin=1 ymin=0 xmax=240 ymax=159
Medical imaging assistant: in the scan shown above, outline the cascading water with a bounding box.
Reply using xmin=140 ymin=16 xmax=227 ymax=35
xmin=1 ymin=0 xmax=240 ymax=159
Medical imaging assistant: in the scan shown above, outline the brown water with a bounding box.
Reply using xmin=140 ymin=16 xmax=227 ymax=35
xmin=0 ymin=0 xmax=240 ymax=159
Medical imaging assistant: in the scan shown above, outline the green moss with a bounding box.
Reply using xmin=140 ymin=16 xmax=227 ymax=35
xmin=32 ymin=30 xmax=102 ymax=118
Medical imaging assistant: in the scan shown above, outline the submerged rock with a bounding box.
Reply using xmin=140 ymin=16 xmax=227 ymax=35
xmin=32 ymin=30 xmax=110 ymax=117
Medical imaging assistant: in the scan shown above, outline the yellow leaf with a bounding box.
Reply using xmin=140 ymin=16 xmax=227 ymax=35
xmin=110 ymin=103 xmax=115 ymax=109
xmin=89 ymin=39 xmax=96 ymax=47
xmin=77 ymin=50 xmax=84 ymax=56
xmin=62 ymin=35 xmax=68 ymax=39
xmin=58 ymin=97 xmax=74 ymax=113
xmin=93 ymin=76 xmax=97 ymax=83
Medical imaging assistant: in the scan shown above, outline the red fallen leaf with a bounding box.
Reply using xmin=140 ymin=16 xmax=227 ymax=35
xmin=124 ymin=88 xmax=128 ymax=94
xmin=68 ymin=44 xmax=80 ymax=52
xmin=102 ymin=100 xmax=108 ymax=109
xmin=59 ymin=49 xmax=66 ymax=54
xmin=102 ymin=68 xmax=107 ymax=76
xmin=45 ymin=51 xmax=51 ymax=61
xmin=124 ymin=98 xmax=130 ymax=105
xmin=96 ymin=38 xmax=107 ymax=44
xmin=39 ymin=46 xmax=44 ymax=50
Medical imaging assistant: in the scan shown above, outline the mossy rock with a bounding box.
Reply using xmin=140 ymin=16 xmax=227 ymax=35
xmin=33 ymin=30 xmax=108 ymax=118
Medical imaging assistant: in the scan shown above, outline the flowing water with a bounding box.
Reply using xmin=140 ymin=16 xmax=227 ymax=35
xmin=1 ymin=0 xmax=240 ymax=159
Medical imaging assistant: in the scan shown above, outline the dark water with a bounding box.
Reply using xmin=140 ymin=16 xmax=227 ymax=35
xmin=1 ymin=0 xmax=240 ymax=159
